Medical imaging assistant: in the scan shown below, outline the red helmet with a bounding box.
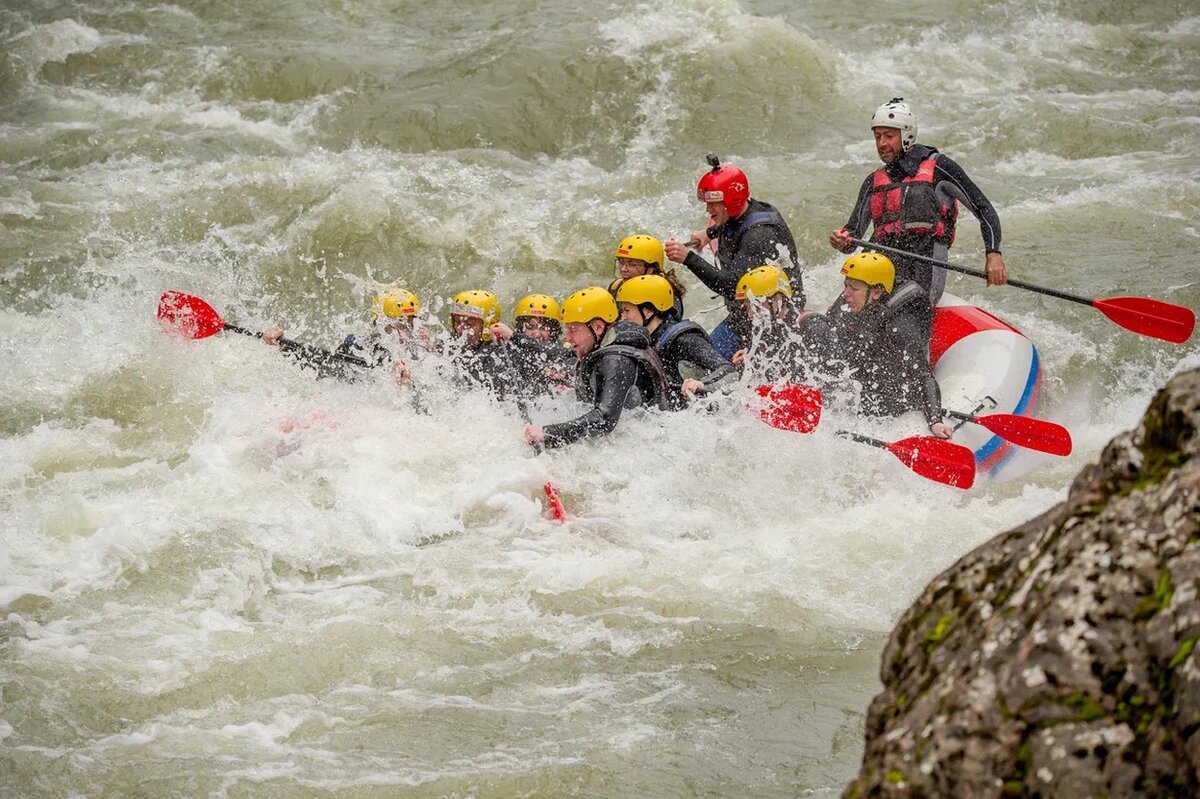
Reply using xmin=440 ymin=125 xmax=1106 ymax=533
xmin=696 ymin=157 xmax=750 ymax=217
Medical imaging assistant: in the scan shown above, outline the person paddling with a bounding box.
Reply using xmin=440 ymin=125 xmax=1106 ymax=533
xmin=614 ymin=274 xmax=737 ymax=409
xmin=262 ymin=286 xmax=429 ymax=384
xmin=664 ymin=155 xmax=803 ymax=359
xmin=830 ymin=98 xmax=1007 ymax=305
xmin=523 ymin=287 xmax=669 ymax=448
xmin=824 ymin=253 xmax=954 ymax=439
xmin=489 ymin=293 xmax=574 ymax=396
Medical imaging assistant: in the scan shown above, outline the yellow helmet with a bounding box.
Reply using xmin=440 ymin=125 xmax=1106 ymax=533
xmin=615 ymin=274 xmax=674 ymax=313
xmin=735 ymin=265 xmax=793 ymax=301
xmin=614 ymin=234 xmax=664 ymax=272
xmin=450 ymin=290 xmax=501 ymax=341
xmin=514 ymin=293 xmax=563 ymax=323
xmin=840 ymin=252 xmax=895 ymax=294
xmin=372 ymin=288 xmax=420 ymax=319
xmin=561 ymin=287 xmax=618 ymax=325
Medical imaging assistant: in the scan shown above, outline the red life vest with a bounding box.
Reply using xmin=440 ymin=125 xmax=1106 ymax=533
xmin=868 ymin=154 xmax=957 ymax=246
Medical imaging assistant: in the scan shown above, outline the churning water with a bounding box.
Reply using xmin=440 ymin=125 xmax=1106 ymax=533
xmin=2 ymin=0 xmax=1198 ymax=796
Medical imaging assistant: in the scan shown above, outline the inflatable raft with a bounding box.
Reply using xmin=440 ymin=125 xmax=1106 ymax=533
xmin=931 ymin=294 xmax=1042 ymax=479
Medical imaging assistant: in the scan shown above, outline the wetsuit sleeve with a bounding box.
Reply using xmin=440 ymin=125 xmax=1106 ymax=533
xmin=278 ymin=336 xmax=369 ymax=380
xmin=682 ymin=225 xmax=792 ymax=300
xmin=839 ymin=174 xmax=875 ymax=253
xmin=674 ymin=331 xmax=738 ymax=390
xmin=933 ymin=155 xmax=1002 ymax=253
xmin=891 ymin=317 xmax=943 ymax=426
xmin=542 ymin=353 xmax=639 ymax=448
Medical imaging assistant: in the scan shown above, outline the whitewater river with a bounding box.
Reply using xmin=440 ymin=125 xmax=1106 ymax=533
xmin=2 ymin=1 xmax=1198 ymax=796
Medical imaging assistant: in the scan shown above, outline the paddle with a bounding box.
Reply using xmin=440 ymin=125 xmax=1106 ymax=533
xmin=837 ymin=430 xmax=976 ymax=489
xmin=755 ymin=383 xmax=822 ymax=434
xmin=156 ymin=290 xmax=372 ymax=369
xmin=847 ymin=237 xmax=1195 ymax=344
xmin=515 ymin=398 xmax=570 ymax=524
xmin=943 ymin=409 xmax=1072 ymax=457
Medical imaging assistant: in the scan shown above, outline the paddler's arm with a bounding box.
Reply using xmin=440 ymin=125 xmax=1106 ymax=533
xmin=892 ymin=318 xmax=951 ymax=439
xmin=673 ymin=226 xmax=784 ymax=300
xmin=673 ymin=331 xmax=738 ymax=397
xmin=262 ymin=326 xmax=360 ymax=380
xmin=542 ymin=354 xmax=638 ymax=448
xmin=932 ymin=155 xmax=1006 ymax=286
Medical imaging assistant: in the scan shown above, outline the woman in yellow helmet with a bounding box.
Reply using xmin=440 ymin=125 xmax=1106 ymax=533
xmin=523 ymin=286 xmax=670 ymax=449
xmin=614 ymin=274 xmax=737 ymax=409
xmin=826 ymin=252 xmax=952 ymax=439
xmin=608 ymin=234 xmax=687 ymax=316
xmin=488 ymin=293 xmax=574 ymax=396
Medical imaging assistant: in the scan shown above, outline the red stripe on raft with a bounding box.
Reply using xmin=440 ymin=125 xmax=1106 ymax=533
xmin=930 ymin=305 xmax=1022 ymax=367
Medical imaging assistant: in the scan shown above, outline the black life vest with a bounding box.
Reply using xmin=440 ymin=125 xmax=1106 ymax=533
xmin=576 ymin=331 xmax=671 ymax=411
xmin=716 ymin=200 xmax=801 ymax=286
xmin=653 ymin=319 xmax=705 ymax=352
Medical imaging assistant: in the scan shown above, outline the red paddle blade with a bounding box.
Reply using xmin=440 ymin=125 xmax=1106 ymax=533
xmin=544 ymin=482 xmax=568 ymax=523
xmin=755 ymin=384 xmax=822 ymax=434
xmin=887 ymin=436 xmax=976 ymax=489
xmin=1094 ymin=296 xmax=1194 ymax=344
xmin=974 ymin=413 xmax=1073 ymax=457
xmin=157 ymin=291 xmax=225 ymax=339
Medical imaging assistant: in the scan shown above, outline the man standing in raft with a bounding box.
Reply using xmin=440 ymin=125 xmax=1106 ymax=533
xmin=830 ymin=98 xmax=1008 ymax=305
xmin=664 ymin=155 xmax=802 ymax=359
xmin=523 ymin=287 xmax=669 ymax=449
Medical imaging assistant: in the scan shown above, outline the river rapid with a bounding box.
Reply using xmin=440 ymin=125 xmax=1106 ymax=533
xmin=2 ymin=1 xmax=1198 ymax=796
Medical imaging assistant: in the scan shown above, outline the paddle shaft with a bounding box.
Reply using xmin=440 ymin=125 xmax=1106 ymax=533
xmin=837 ymin=430 xmax=886 ymax=449
xmin=848 ymin=237 xmax=1095 ymax=308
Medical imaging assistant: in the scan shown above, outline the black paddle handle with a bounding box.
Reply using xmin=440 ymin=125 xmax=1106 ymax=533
xmin=847 ymin=237 xmax=1095 ymax=308
xmin=223 ymin=323 xmax=373 ymax=369
xmin=835 ymin=430 xmax=885 ymax=449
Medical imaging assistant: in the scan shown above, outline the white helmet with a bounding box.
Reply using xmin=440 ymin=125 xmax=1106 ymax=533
xmin=871 ymin=98 xmax=918 ymax=152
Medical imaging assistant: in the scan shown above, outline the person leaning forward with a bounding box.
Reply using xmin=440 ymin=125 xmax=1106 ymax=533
xmin=824 ymin=252 xmax=954 ymax=439
xmin=830 ymin=98 xmax=1007 ymax=306
xmin=523 ymin=287 xmax=670 ymax=449
xmin=664 ymin=155 xmax=803 ymax=359
xmin=614 ymin=274 xmax=737 ymax=409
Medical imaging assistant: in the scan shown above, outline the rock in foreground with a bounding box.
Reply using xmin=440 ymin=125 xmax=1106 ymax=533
xmin=845 ymin=368 xmax=1200 ymax=799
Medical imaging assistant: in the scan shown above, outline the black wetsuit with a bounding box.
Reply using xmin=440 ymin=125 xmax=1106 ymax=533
xmin=505 ymin=332 xmax=575 ymax=397
xmin=825 ymin=284 xmax=944 ymax=427
xmin=838 ymin=144 xmax=1002 ymax=304
xmin=680 ymin=199 xmax=803 ymax=349
xmin=647 ymin=316 xmax=737 ymax=409
xmin=741 ymin=308 xmax=832 ymax=386
xmin=542 ymin=321 xmax=670 ymax=448
xmin=448 ymin=341 xmax=515 ymax=400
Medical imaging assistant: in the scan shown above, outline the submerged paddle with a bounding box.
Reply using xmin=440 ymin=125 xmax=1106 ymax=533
xmin=847 ymin=237 xmax=1195 ymax=344
xmin=943 ymin=409 xmax=1072 ymax=457
xmin=515 ymin=398 xmax=570 ymax=524
xmin=837 ymin=430 xmax=976 ymax=489
xmin=755 ymin=383 xmax=822 ymax=434
xmin=156 ymin=291 xmax=372 ymax=369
